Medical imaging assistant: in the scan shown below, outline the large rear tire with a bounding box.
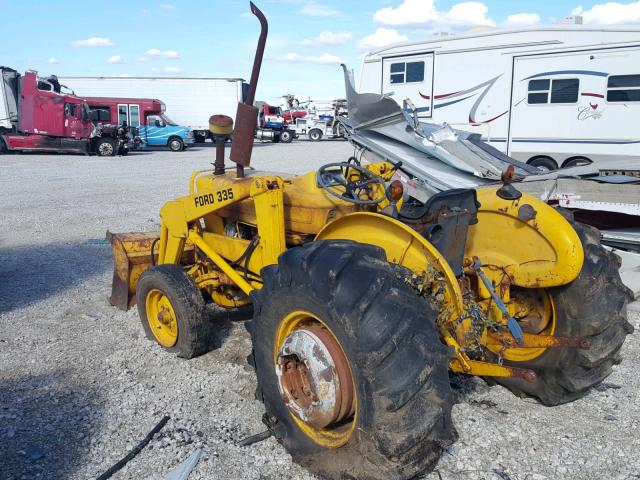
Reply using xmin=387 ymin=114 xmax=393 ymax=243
xmin=136 ymin=264 xmax=210 ymax=359
xmin=248 ymin=240 xmax=456 ymax=480
xmin=493 ymin=219 xmax=634 ymax=405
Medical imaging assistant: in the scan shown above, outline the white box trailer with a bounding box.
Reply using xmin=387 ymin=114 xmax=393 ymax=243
xmin=58 ymin=76 xmax=247 ymax=141
xmin=361 ymin=26 xmax=640 ymax=170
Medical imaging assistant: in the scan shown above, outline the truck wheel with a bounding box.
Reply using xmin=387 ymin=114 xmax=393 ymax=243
xmin=168 ymin=137 xmax=185 ymax=152
xmin=194 ymin=132 xmax=207 ymax=143
xmin=136 ymin=264 xmax=210 ymax=359
xmin=280 ymin=130 xmax=293 ymax=143
xmin=118 ymin=145 xmax=129 ymax=156
xmin=492 ymin=219 xmax=634 ymax=406
xmin=96 ymin=138 xmax=116 ymax=157
xmin=308 ymin=129 xmax=322 ymax=141
xmin=248 ymin=240 xmax=456 ymax=480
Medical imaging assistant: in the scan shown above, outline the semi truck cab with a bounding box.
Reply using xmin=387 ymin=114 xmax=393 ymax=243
xmin=85 ymin=97 xmax=193 ymax=152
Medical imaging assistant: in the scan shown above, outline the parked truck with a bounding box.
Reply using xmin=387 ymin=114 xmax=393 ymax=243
xmin=84 ymin=97 xmax=193 ymax=151
xmin=254 ymin=102 xmax=294 ymax=143
xmin=0 ymin=67 xmax=133 ymax=156
xmin=59 ymin=76 xmax=247 ymax=143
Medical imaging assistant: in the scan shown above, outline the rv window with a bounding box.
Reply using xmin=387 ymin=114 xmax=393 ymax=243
xmin=527 ymin=78 xmax=578 ymax=104
xmin=607 ymin=74 xmax=640 ymax=102
xmin=389 ymin=61 xmax=425 ymax=84
xmin=550 ymin=79 xmax=579 ymax=103
xmin=528 ymin=79 xmax=550 ymax=91
xmin=89 ymin=106 xmax=111 ymax=122
xmin=528 ymin=92 xmax=548 ymax=104
xmin=406 ymin=62 xmax=425 ymax=83
xmin=527 ymin=79 xmax=549 ymax=104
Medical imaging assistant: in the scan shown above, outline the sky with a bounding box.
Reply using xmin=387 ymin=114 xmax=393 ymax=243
xmin=3 ymin=0 xmax=640 ymax=102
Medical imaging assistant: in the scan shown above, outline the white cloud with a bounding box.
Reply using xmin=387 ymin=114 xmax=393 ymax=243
xmin=503 ymin=12 xmax=540 ymax=27
xmin=107 ymin=55 xmax=125 ymax=64
xmin=282 ymin=52 xmax=342 ymax=64
xmin=572 ymin=2 xmax=640 ymax=24
xmin=164 ymin=66 xmax=182 ymax=73
xmin=72 ymin=37 xmax=114 ymax=47
xmin=300 ymin=31 xmax=352 ymax=46
xmin=48 ymin=57 xmax=58 ymax=64
xmin=145 ymin=49 xmax=180 ymax=59
xmin=298 ymin=1 xmax=339 ymax=16
xmin=160 ymin=3 xmax=174 ymax=9
xmin=358 ymin=27 xmax=409 ymax=50
xmin=373 ymin=0 xmax=494 ymax=29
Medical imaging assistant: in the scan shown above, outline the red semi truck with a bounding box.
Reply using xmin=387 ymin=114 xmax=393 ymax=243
xmin=0 ymin=67 xmax=134 ymax=156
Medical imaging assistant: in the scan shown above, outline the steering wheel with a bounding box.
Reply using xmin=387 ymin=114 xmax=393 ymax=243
xmin=316 ymin=162 xmax=386 ymax=205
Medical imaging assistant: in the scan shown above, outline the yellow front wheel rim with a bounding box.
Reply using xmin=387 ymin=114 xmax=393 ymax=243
xmin=274 ymin=310 xmax=357 ymax=448
xmin=146 ymin=289 xmax=179 ymax=347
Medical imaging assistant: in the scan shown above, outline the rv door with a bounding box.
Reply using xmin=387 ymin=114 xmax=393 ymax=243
xmin=382 ymin=53 xmax=434 ymax=117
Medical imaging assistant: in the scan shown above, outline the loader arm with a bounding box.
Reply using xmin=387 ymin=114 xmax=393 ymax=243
xmin=158 ymin=174 xmax=286 ymax=294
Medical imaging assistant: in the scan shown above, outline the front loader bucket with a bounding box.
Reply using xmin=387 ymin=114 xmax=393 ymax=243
xmin=106 ymin=231 xmax=160 ymax=311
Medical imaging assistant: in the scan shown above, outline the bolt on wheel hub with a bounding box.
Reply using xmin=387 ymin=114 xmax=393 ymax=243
xmin=276 ymin=324 xmax=355 ymax=429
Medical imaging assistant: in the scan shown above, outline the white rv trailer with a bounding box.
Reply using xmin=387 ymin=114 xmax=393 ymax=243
xmin=58 ymin=76 xmax=247 ymax=142
xmin=360 ymin=26 xmax=640 ymax=169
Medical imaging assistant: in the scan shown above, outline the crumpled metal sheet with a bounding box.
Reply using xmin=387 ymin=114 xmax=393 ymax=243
xmin=340 ymin=65 xmax=536 ymax=193
xmin=341 ymin=65 xmax=540 ymax=192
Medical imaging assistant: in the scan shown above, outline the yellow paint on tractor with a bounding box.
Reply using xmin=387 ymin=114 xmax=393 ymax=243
xmin=107 ymin=160 xmax=586 ymax=383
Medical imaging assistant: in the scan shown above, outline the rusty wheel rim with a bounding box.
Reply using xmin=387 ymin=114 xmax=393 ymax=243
xmin=274 ymin=311 xmax=356 ymax=447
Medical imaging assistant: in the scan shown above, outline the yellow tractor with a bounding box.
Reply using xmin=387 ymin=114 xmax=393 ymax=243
xmin=107 ymin=4 xmax=633 ymax=479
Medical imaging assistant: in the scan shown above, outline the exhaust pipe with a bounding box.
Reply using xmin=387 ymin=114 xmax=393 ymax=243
xmin=229 ymin=1 xmax=268 ymax=178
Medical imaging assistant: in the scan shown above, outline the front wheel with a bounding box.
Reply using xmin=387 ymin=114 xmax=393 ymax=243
xmin=136 ymin=264 xmax=210 ymax=358
xmin=248 ymin=240 xmax=456 ymax=480
xmin=493 ymin=220 xmax=634 ymax=405
xmin=280 ymin=129 xmax=293 ymax=143
xmin=96 ymin=138 xmax=116 ymax=157
xmin=168 ymin=137 xmax=184 ymax=152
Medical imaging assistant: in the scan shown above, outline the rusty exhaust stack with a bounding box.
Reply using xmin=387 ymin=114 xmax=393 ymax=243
xmin=229 ymin=1 xmax=268 ymax=178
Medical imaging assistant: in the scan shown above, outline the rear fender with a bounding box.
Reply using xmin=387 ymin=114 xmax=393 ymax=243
xmin=315 ymin=212 xmax=464 ymax=316
xmin=466 ymin=188 xmax=584 ymax=287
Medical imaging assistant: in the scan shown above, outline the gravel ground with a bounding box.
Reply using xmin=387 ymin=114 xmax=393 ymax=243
xmin=1 ymin=140 xmax=638 ymax=480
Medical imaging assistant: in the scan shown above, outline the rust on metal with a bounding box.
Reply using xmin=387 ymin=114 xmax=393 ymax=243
xmin=487 ymin=332 xmax=591 ymax=349
xmin=229 ymin=1 xmax=267 ymax=172
xmin=106 ymin=230 xmax=194 ymax=311
xmin=276 ymin=324 xmax=354 ymax=429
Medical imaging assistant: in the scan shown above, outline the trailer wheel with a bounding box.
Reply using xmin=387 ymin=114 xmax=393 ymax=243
xmin=280 ymin=130 xmax=293 ymax=143
xmin=136 ymin=264 xmax=210 ymax=359
xmin=492 ymin=218 xmax=634 ymax=405
xmin=308 ymin=129 xmax=323 ymax=141
xmin=528 ymin=156 xmax=557 ymax=171
xmin=168 ymin=137 xmax=185 ymax=152
xmin=248 ymin=240 xmax=456 ymax=480
xmin=562 ymin=156 xmax=592 ymax=168
xmin=0 ymin=137 xmax=6 ymax=153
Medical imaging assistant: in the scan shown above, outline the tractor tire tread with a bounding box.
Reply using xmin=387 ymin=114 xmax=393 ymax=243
xmin=248 ymin=240 xmax=456 ymax=480
xmin=136 ymin=264 xmax=210 ymax=359
xmin=494 ymin=218 xmax=633 ymax=405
